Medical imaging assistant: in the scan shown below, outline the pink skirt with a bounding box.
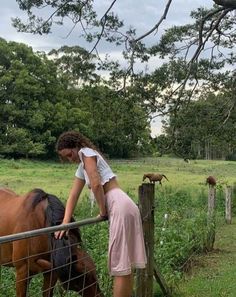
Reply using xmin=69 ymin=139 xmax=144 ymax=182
xmin=105 ymin=188 xmax=147 ymax=276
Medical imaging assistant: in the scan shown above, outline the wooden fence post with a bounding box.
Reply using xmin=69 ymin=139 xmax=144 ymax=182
xmin=136 ymin=183 xmax=155 ymax=297
xmin=136 ymin=183 xmax=171 ymax=297
xmin=206 ymin=185 xmax=216 ymax=251
xmin=225 ymin=186 xmax=232 ymax=224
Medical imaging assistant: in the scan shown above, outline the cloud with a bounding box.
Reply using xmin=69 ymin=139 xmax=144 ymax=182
xmin=1 ymin=0 xmax=213 ymax=54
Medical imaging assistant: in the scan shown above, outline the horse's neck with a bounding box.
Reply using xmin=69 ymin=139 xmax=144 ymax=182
xmin=0 ymin=188 xmax=17 ymax=198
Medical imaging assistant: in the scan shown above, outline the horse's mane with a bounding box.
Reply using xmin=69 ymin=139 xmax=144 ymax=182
xmin=29 ymin=188 xmax=82 ymax=285
xmin=30 ymin=188 xmax=79 ymax=236
xmin=45 ymin=192 xmax=83 ymax=288
xmin=45 ymin=194 xmax=81 ymax=240
xmin=31 ymin=188 xmax=48 ymax=208
xmin=45 ymin=193 xmax=66 ymax=226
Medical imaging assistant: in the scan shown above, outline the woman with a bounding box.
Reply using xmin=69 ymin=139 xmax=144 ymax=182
xmin=55 ymin=131 xmax=147 ymax=297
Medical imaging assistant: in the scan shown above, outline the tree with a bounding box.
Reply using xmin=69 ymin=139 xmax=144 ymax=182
xmin=48 ymin=45 xmax=99 ymax=86
xmin=162 ymin=92 xmax=236 ymax=159
xmin=12 ymin=1 xmax=236 ymax=55
xmin=12 ymin=1 xmax=236 ymax=119
xmin=75 ymin=85 xmax=152 ymax=158
xmin=152 ymin=4 xmax=236 ymax=112
xmin=0 ymin=38 xmax=90 ymax=158
xmin=0 ymin=38 xmax=152 ymax=158
xmin=47 ymin=45 xmax=152 ymax=157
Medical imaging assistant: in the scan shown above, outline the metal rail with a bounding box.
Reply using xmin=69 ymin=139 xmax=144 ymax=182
xmin=0 ymin=216 xmax=106 ymax=244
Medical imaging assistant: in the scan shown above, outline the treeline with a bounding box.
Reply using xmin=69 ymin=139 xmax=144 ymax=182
xmin=155 ymin=93 xmax=236 ymax=160
xmin=0 ymin=38 xmax=152 ymax=159
xmin=1 ymin=37 xmax=236 ymax=161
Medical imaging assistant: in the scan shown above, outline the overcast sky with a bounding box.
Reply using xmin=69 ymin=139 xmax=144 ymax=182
xmin=0 ymin=0 xmax=214 ymax=136
xmin=1 ymin=0 xmax=213 ymax=53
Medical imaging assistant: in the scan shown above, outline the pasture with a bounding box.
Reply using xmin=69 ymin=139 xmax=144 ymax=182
xmin=0 ymin=156 xmax=235 ymax=200
xmin=0 ymin=156 xmax=235 ymax=296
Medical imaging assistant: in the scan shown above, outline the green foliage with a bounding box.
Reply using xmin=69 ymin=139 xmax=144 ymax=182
xmin=76 ymin=85 xmax=152 ymax=158
xmin=13 ymin=0 xmax=124 ymax=45
xmin=0 ymin=127 xmax=45 ymax=157
xmin=0 ymin=38 xmax=66 ymax=158
xmin=154 ymin=187 xmax=208 ymax=282
xmin=48 ymin=45 xmax=99 ymax=85
xmin=161 ymin=92 xmax=236 ymax=159
xmin=225 ymin=151 xmax=236 ymax=161
xmin=0 ymin=38 xmax=152 ymax=159
xmin=153 ymin=184 xmax=231 ymax=287
xmin=9 ymin=1 xmax=236 ymax=155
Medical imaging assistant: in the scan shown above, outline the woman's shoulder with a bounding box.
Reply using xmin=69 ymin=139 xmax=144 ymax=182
xmin=79 ymin=147 xmax=98 ymax=157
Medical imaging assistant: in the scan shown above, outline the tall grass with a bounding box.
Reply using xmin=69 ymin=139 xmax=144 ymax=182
xmin=0 ymin=157 xmax=235 ymax=296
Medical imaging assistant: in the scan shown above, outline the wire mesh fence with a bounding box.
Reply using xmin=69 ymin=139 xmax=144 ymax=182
xmin=0 ymin=215 xmax=149 ymax=297
xmin=0 ymin=218 xmax=111 ymax=297
xmin=0 ymin=186 xmax=153 ymax=297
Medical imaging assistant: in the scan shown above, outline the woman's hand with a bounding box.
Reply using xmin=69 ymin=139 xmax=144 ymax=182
xmin=54 ymin=227 xmax=67 ymax=239
xmin=97 ymin=213 xmax=108 ymax=220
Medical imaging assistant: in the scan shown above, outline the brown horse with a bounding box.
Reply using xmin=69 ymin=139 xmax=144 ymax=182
xmin=206 ymin=176 xmax=216 ymax=187
xmin=142 ymin=173 xmax=169 ymax=185
xmin=0 ymin=187 xmax=104 ymax=297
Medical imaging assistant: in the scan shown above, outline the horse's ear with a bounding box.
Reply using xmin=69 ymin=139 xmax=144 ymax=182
xmin=36 ymin=259 xmax=52 ymax=271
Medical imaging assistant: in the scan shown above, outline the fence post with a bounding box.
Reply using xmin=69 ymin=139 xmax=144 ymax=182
xmin=206 ymin=185 xmax=216 ymax=251
xmin=136 ymin=183 xmax=155 ymax=297
xmin=225 ymin=186 xmax=232 ymax=224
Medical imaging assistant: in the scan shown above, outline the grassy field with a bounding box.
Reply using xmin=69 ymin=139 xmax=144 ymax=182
xmin=1 ymin=156 xmax=235 ymax=198
xmin=178 ymin=221 xmax=236 ymax=297
xmin=0 ymin=156 xmax=236 ymax=296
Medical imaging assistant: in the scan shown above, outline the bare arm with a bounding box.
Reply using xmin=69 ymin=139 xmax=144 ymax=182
xmin=82 ymin=155 xmax=107 ymax=217
xmin=62 ymin=177 xmax=85 ymax=223
xmin=55 ymin=177 xmax=85 ymax=239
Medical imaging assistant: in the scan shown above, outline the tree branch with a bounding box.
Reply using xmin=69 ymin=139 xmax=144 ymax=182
xmin=89 ymin=0 xmax=118 ymax=53
xmin=213 ymin=0 xmax=236 ymax=8
xmin=133 ymin=0 xmax=173 ymax=43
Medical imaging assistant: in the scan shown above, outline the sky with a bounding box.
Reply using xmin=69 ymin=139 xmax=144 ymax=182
xmin=0 ymin=0 xmax=214 ymax=136
xmin=1 ymin=0 xmax=214 ymax=53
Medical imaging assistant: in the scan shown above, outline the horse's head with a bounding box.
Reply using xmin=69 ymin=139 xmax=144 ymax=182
xmin=52 ymin=232 xmax=103 ymax=297
xmin=43 ymin=193 xmax=103 ymax=296
xmin=142 ymin=174 xmax=147 ymax=181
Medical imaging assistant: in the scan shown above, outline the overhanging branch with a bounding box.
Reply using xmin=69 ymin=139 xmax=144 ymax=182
xmin=213 ymin=0 xmax=236 ymax=8
xmin=133 ymin=0 xmax=173 ymax=43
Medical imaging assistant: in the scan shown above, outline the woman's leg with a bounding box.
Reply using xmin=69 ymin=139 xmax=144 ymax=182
xmin=113 ymin=274 xmax=133 ymax=297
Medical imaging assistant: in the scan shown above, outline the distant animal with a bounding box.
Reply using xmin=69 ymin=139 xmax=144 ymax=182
xmin=0 ymin=187 xmax=103 ymax=297
xmin=184 ymin=158 xmax=190 ymax=163
xmin=143 ymin=173 xmax=169 ymax=185
xmin=206 ymin=176 xmax=216 ymax=187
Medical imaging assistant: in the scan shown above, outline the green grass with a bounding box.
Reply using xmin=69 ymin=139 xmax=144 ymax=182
xmin=1 ymin=157 xmax=235 ymax=198
xmin=178 ymin=222 xmax=236 ymax=297
xmin=0 ymin=156 xmax=236 ymax=296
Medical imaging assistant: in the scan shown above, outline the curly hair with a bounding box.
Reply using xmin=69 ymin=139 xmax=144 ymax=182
xmin=56 ymin=131 xmax=97 ymax=152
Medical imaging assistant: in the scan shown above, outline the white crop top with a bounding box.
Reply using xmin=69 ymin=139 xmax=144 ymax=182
xmin=75 ymin=147 xmax=116 ymax=187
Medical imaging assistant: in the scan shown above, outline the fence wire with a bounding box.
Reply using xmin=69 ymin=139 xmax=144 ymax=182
xmin=0 ymin=217 xmax=112 ymax=297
